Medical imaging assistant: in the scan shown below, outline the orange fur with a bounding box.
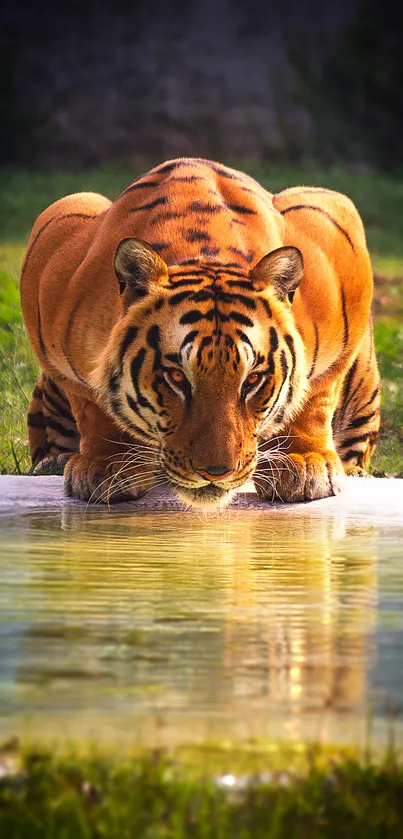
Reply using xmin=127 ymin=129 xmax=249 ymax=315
xmin=21 ymin=159 xmax=380 ymax=506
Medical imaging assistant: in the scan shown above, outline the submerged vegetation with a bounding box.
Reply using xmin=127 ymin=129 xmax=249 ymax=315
xmin=1 ymin=744 xmax=403 ymax=838
xmin=0 ymin=162 xmax=402 ymax=474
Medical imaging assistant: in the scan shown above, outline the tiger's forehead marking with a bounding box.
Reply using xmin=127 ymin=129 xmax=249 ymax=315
xmin=149 ymin=261 xmax=274 ymax=376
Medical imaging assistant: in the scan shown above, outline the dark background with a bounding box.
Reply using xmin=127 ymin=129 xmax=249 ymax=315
xmin=1 ymin=0 xmax=402 ymax=170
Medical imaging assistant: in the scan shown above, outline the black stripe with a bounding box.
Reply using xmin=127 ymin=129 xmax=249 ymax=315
xmin=229 ymin=311 xmax=254 ymax=327
xmin=346 ymin=375 xmax=365 ymax=411
xmin=308 ymin=324 xmax=319 ymax=378
xmin=147 ymin=324 xmax=161 ymax=372
xmin=205 ymin=162 xmax=238 ymax=179
xmin=270 ymin=326 xmax=278 ymax=352
xmin=267 ymin=350 xmax=275 ymax=375
xmin=226 ymin=203 xmax=257 ymax=216
xmin=280 ymin=205 xmax=355 ymax=251
xmin=151 ymin=210 xmax=182 ymax=225
xmin=187 ymin=200 xmax=222 ymax=214
xmin=171 ymin=265 xmax=248 ymax=279
xmin=146 ymin=324 xmax=160 ymax=351
xmin=228 ymin=246 xmax=255 ymax=264
xmin=201 ymin=246 xmax=221 ymax=258
xmin=180 ymin=310 xmax=205 ymax=325
xmin=37 ymin=307 xmax=47 ymax=359
xmin=164 ymin=463 xmax=188 ymax=480
xmin=156 ymin=420 xmax=170 ymax=433
xmin=119 ymin=179 xmax=161 ymax=197
xmin=168 ymin=175 xmax=202 ymax=183
xmin=280 ymin=349 xmax=288 ymax=378
xmin=47 ymin=378 xmax=70 ymax=406
xmin=118 ymin=326 xmax=138 ymax=372
xmin=154 ymin=161 xmax=182 ymax=175
xmin=196 ymin=335 xmax=213 ymax=365
xmin=48 ymin=443 xmax=77 ymax=454
xmin=169 ymin=277 xmax=205 ymax=288
xmin=169 ymin=291 xmax=192 ymax=306
xmin=126 ymin=393 xmax=145 ymax=420
xmin=341 ymin=449 xmax=363 ymax=463
xmin=361 ymin=386 xmax=380 ymax=410
xmin=226 ymin=279 xmax=254 ymax=289
xmin=217 ymin=291 xmax=256 ymax=310
xmin=32 ymin=386 xmax=43 ymax=400
xmin=341 ymin=433 xmax=371 ymax=449
xmin=275 ymin=406 xmax=286 ymax=424
xmin=236 ymin=329 xmax=254 ymax=350
xmin=130 ymin=348 xmax=157 ymax=414
xmin=46 ymin=417 xmax=78 ymax=438
xmin=260 ymin=298 xmax=272 ymax=318
xmin=129 ymin=196 xmax=168 ymax=213
xmin=193 ymin=290 xmax=215 ymax=303
xmin=28 ymin=411 xmax=47 ymax=429
xmin=130 ymin=348 xmax=146 ymax=390
xmin=184 ymin=229 xmax=211 ymax=243
xmin=265 ymin=380 xmax=285 ymax=418
xmin=216 ymin=264 xmax=246 ymax=274
xmin=348 ymin=410 xmax=378 ymax=429
xmin=110 ymin=394 xmax=153 ymax=438
xmin=165 ymin=352 xmax=180 ymax=364
xmin=284 ymin=334 xmax=296 ymax=378
xmin=43 ymin=391 xmax=75 ymax=422
xmin=342 ymin=358 xmax=358 ymax=403
xmin=259 ymin=382 xmax=276 ymax=407
xmin=180 ymin=330 xmax=199 ymax=352
xmin=341 ymin=288 xmax=349 ymax=348
xmin=151 ymin=241 xmax=170 ymax=253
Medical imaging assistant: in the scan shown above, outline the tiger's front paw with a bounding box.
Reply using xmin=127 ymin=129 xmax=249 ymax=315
xmin=64 ymin=454 xmax=153 ymax=503
xmin=254 ymin=450 xmax=344 ymax=503
xmin=33 ymin=453 xmax=72 ymax=475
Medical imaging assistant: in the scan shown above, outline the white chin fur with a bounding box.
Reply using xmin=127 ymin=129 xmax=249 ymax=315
xmin=174 ymin=486 xmax=236 ymax=510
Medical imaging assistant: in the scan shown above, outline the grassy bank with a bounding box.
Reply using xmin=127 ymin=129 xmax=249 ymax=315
xmin=1 ymin=162 xmax=402 ymax=474
xmin=1 ymin=744 xmax=403 ymax=838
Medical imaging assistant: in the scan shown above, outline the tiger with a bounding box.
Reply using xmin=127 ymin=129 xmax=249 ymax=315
xmin=20 ymin=157 xmax=380 ymax=508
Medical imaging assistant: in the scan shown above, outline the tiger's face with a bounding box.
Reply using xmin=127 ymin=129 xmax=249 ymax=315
xmin=93 ymin=239 xmax=308 ymax=508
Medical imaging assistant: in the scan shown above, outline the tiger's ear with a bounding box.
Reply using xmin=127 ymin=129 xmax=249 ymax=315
xmin=114 ymin=238 xmax=169 ymax=308
xmin=250 ymin=246 xmax=304 ymax=301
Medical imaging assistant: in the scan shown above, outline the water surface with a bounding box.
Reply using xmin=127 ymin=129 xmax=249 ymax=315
xmin=1 ymin=478 xmax=403 ymax=750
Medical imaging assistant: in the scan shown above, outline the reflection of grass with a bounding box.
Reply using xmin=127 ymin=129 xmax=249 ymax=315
xmin=1 ymin=744 xmax=403 ymax=838
xmin=0 ymin=164 xmax=402 ymax=473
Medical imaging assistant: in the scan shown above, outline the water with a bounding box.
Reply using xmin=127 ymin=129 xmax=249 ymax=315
xmin=1 ymin=477 xmax=403 ymax=750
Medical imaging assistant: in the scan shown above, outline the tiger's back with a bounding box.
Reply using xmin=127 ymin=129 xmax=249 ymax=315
xmin=21 ymin=158 xmax=380 ymax=502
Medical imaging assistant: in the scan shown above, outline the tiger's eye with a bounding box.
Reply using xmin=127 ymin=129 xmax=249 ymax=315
xmin=246 ymin=372 xmax=260 ymax=386
xmin=169 ymin=368 xmax=185 ymax=384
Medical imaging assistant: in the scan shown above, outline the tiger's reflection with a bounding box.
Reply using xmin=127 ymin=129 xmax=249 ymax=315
xmin=11 ymin=504 xmax=377 ymax=738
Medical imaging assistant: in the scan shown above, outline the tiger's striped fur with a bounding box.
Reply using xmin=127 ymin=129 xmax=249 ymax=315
xmin=21 ymin=158 xmax=380 ymax=506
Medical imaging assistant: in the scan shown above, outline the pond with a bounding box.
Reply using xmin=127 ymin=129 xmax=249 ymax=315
xmin=0 ymin=476 xmax=403 ymax=752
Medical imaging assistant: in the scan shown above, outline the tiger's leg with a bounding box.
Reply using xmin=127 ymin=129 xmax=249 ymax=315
xmin=256 ymin=378 xmax=346 ymax=503
xmin=333 ymin=319 xmax=381 ymax=475
xmin=28 ymin=374 xmax=80 ymax=473
xmin=62 ymin=385 xmax=158 ymax=502
xmin=256 ymin=322 xmax=380 ymax=502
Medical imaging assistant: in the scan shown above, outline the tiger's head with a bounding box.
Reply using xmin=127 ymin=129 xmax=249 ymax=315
xmin=92 ymin=238 xmax=308 ymax=508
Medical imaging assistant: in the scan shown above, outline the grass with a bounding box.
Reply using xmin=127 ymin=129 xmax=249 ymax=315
xmin=0 ymin=161 xmax=402 ymax=474
xmin=1 ymin=743 xmax=403 ymax=838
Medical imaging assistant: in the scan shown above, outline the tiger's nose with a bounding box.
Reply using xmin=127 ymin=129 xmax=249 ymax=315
xmin=194 ymin=464 xmax=235 ymax=482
